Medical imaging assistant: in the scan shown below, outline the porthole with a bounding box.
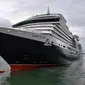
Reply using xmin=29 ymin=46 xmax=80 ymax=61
xmin=7 ymin=30 xmax=11 ymax=32
xmin=40 ymin=61 xmax=42 ymax=63
xmin=63 ymin=46 xmax=65 ymax=48
xmin=45 ymin=61 xmax=47 ymax=63
xmin=70 ymin=52 xmax=72 ymax=54
xmin=16 ymin=61 xmax=19 ymax=63
xmin=34 ymin=61 xmax=36 ymax=63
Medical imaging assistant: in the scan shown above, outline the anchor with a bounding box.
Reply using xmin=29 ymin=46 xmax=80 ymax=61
xmin=44 ymin=39 xmax=54 ymax=46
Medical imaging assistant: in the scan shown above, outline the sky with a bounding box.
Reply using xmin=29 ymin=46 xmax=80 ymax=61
xmin=0 ymin=0 xmax=84 ymax=37
xmin=0 ymin=0 xmax=85 ymax=50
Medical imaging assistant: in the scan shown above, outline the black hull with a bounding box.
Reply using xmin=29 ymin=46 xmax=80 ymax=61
xmin=0 ymin=33 xmax=80 ymax=65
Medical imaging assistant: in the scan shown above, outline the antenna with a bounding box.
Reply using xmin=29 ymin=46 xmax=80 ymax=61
xmin=47 ymin=7 xmax=50 ymax=15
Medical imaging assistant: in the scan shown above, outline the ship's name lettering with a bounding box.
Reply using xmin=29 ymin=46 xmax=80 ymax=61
xmin=32 ymin=34 xmax=45 ymax=38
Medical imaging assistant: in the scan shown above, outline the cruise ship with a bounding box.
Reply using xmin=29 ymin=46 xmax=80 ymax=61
xmin=0 ymin=10 xmax=82 ymax=71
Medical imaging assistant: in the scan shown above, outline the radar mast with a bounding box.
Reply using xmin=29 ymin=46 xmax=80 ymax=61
xmin=47 ymin=7 xmax=50 ymax=15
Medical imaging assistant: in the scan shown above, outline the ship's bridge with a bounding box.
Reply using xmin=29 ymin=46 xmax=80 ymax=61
xmin=12 ymin=13 xmax=66 ymax=28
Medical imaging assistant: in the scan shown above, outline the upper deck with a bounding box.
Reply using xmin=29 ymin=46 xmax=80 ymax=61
xmin=12 ymin=13 xmax=66 ymax=28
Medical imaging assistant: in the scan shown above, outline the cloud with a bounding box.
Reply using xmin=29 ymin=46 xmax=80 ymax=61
xmin=0 ymin=0 xmax=85 ymax=50
xmin=69 ymin=27 xmax=85 ymax=37
xmin=9 ymin=0 xmax=85 ymax=26
xmin=0 ymin=0 xmax=85 ymax=37
xmin=0 ymin=18 xmax=12 ymax=27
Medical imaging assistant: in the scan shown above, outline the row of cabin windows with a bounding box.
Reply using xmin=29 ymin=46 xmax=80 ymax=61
xmin=29 ymin=24 xmax=72 ymax=43
xmin=53 ymin=32 xmax=73 ymax=45
xmin=24 ymin=24 xmax=72 ymax=42
xmin=53 ymin=34 xmax=71 ymax=46
xmin=51 ymin=33 xmax=76 ymax=52
xmin=42 ymin=31 xmax=74 ymax=48
xmin=31 ymin=26 xmax=72 ymax=43
xmin=59 ymin=44 xmax=66 ymax=48
xmin=57 ymin=24 xmax=72 ymax=39
xmin=59 ymin=42 xmax=78 ymax=53
xmin=57 ymin=23 xmax=71 ymax=37
xmin=59 ymin=44 xmax=80 ymax=55
xmin=50 ymin=29 xmax=72 ymax=44
xmin=55 ymin=24 xmax=72 ymax=40
xmin=68 ymin=46 xmax=77 ymax=51
xmin=51 ymin=30 xmax=73 ymax=45
xmin=59 ymin=44 xmax=75 ymax=52
xmin=53 ymin=26 xmax=72 ymax=42
xmin=17 ymin=19 xmax=72 ymax=42
xmin=58 ymin=23 xmax=70 ymax=34
xmin=70 ymin=52 xmax=81 ymax=55
xmin=16 ymin=61 xmax=50 ymax=64
xmin=52 ymin=33 xmax=73 ymax=47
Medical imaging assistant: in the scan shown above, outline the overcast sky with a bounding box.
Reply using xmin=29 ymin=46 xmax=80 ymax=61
xmin=0 ymin=0 xmax=85 ymax=38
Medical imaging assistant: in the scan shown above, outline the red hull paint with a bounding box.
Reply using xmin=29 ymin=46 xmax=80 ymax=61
xmin=0 ymin=71 xmax=5 ymax=73
xmin=10 ymin=64 xmax=57 ymax=71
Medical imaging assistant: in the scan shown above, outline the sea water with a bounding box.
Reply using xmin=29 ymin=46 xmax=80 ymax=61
xmin=1 ymin=57 xmax=85 ymax=85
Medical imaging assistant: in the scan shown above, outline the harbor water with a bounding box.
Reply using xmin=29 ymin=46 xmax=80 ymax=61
xmin=1 ymin=57 xmax=85 ymax=85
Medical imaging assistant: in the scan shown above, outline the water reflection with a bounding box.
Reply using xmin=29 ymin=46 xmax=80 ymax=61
xmin=2 ymin=57 xmax=85 ymax=85
xmin=63 ymin=57 xmax=85 ymax=85
xmin=0 ymin=55 xmax=11 ymax=85
xmin=0 ymin=71 xmax=11 ymax=85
